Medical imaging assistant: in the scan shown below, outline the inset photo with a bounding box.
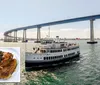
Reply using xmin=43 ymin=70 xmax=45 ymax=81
xmin=0 ymin=47 xmax=20 ymax=82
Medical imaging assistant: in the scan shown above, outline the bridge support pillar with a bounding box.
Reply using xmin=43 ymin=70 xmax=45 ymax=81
xmin=4 ymin=35 xmax=11 ymax=42
xmin=10 ymin=32 xmax=13 ymax=42
xmin=87 ymin=19 xmax=97 ymax=44
xmin=4 ymin=36 xmax=7 ymax=42
xmin=14 ymin=31 xmax=17 ymax=42
xmin=37 ymin=27 xmax=41 ymax=42
xmin=22 ymin=29 xmax=27 ymax=42
xmin=8 ymin=33 xmax=12 ymax=42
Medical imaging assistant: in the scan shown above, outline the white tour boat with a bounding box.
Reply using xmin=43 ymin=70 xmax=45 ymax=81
xmin=25 ymin=38 xmax=80 ymax=68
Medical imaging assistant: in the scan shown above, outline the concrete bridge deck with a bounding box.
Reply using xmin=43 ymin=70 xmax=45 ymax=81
xmin=4 ymin=14 xmax=100 ymax=44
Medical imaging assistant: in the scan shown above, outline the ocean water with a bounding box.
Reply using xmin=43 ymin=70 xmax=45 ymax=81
xmin=0 ymin=40 xmax=100 ymax=85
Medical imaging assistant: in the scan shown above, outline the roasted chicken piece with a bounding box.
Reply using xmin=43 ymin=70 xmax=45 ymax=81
xmin=0 ymin=51 xmax=3 ymax=62
xmin=0 ymin=52 xmax=13 ymax=67
xmin=0 ymin=52 xmax=17 ymax=79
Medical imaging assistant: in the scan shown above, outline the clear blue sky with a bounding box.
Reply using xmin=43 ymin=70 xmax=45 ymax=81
xmin=0 ymin=0 xmax=100 ymax=32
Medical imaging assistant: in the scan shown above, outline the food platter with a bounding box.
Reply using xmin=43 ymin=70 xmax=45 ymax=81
xmin=0 ymin=47 xmax=20 ymax=82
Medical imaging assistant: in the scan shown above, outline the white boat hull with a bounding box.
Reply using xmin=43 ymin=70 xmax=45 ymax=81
xmin=25 ymin=48 xmax=80 ymax=68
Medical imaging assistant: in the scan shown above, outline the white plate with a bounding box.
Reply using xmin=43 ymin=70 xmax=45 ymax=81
xmin=0 ymin=47 xmax=20 ymax=82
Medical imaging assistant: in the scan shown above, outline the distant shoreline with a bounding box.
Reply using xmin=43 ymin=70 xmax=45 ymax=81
xmin=0 ymin=38 xmax=100 ymax=42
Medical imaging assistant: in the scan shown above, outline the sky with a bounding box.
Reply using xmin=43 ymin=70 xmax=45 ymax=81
xmin=0 ymin=0 xmax=100 ymax=38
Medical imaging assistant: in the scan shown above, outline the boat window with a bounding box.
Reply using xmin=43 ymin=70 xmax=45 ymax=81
xmin=50 ymin=49 xmax=62 ymax=53
xmin=33 ymin=48 xmax=35 ymax=50
xmin=68 ymin=48 xmax=70 ymax=50
xmin=44 ymin=57 xmax=47 ymax=60
xmin=64 ymin=54 xmax=67 ymax=57
xmin=61 ymin=55 xmax=63 ymax=57
xmin=58 ymin=50 xmax=62 ymax=52
xmin=40 ymin=50 xmax=46 ymax=53
xmin=68 ymin=44 xmax=72 ymax=46
xmin=77 ymin=51 xmax=80 ymax=54
xmin=49 ymin=57 xmax=50 ymax=60
xmin=55 ymin=55 xmax=63 ymax=58
xmin=61 ymin=44 xmax=65 ymax=47
xmin=50 ymin=50 xmax=53 ymax=53
xmin=47 ymin=50 xmax=49 ymax=52
xmin=63 ymin=49 xmax=67 ymax=51
xmin=44 ymin=55 xmax=63 ymax=60
xmin=68 ymin=52 xmax=75 ymax=56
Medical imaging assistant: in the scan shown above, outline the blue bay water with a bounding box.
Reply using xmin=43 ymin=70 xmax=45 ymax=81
xmin=0 ymin=40 xmax=100 ymax=85
xmin=25 ymin=40 xmax=100 ymax=85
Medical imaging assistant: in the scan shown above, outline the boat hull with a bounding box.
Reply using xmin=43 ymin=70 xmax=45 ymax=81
xmin=25 ymin=53 xmax=80 ymax=69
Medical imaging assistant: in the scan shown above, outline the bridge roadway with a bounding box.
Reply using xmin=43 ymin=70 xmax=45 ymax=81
xmin=4 ymin=14 xmax=100 ymax=43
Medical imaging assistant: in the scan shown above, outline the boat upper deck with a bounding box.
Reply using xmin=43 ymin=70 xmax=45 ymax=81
xmin=32 ymin=38 xmax=79 ymax=54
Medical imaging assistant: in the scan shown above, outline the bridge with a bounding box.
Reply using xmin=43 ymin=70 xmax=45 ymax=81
xmin=4 ymin=14 xmax=100 ymax=44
